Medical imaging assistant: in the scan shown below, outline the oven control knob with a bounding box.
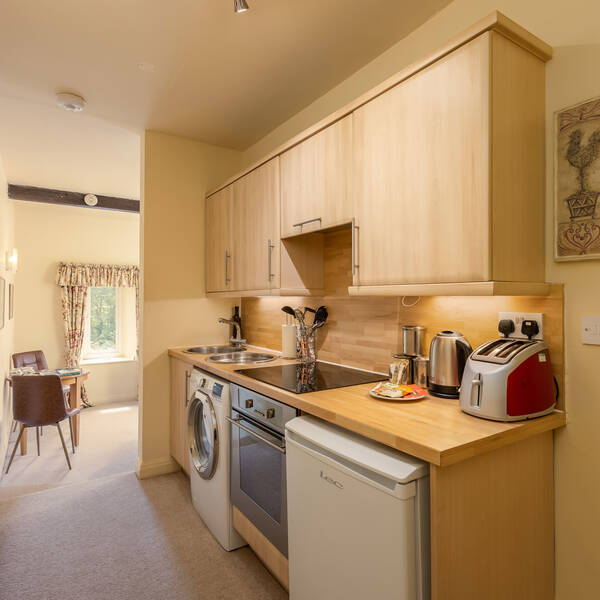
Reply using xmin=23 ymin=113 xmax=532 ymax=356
xmin=266 ymin=408 xmax=275 ymax=419
xmin=245 ymin=399 xmax=253 ymax=408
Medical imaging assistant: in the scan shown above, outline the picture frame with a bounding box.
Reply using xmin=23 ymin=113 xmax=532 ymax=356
xmin=555 ymin=96 xmax=600 ymax=261
xmin=0 ymin=277 xmax=4 ymax=330
xmin=8 ymin=283 xmax=14 ymax=320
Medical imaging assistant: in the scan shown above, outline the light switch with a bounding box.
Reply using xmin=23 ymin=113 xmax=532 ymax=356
xmin=582 ymin=316 xmax=600 ymax=345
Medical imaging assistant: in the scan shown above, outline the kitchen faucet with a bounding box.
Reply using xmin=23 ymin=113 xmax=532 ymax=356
xmin=218 ymin=313 xmax=246 ymax=349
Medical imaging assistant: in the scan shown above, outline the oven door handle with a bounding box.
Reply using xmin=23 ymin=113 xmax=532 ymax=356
xmin=226 ymin=416 xmax=286 ymax=454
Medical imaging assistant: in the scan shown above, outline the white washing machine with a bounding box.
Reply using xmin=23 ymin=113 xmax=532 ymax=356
xmin=188 ymin=368 xmax=246 ymax=551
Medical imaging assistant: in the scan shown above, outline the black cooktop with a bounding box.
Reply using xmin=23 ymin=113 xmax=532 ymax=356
xmin=235 ymin=362 xmax=387 ymax=394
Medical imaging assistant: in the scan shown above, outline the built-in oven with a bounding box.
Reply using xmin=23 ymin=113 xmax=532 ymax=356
xmin=228 ymin=384 xmax=299 ymax=557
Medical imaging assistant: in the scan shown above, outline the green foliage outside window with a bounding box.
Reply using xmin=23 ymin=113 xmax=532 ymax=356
xmin=90 ymin=287 xmax=117 ymax=351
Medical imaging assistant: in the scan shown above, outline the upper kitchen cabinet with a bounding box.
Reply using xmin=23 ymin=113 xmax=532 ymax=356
xmin=280 ymin=115 xmax=353 ymax=238
xmin=232 ymin=158 xmax=280 ymax=292
xmin=206 ymin=186 xmax=233 ymax=293
xmin=351 ymin=30 xmax=548 ymax=295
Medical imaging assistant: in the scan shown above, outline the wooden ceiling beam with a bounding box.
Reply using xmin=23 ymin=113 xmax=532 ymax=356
xmin=7 ymin=184 xmax=139 ymax=213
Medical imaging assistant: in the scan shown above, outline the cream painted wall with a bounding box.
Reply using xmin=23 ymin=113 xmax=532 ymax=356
xmin=139 ymin=131 xmax=241 ymax=478
xmin=238 ymin=2 xmax=600 ymax=597
xmin=13 ymin=201 xmax=139 ymax=405
xmin=0 ymin=96 xmax=140 ymax=199
xmin=0 ymin=156 xmax=15 ymax=466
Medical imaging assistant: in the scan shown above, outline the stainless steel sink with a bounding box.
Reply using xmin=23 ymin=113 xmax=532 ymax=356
xmin=208 ymin=352 xmax=275 ymax=364
xmin=184 ymin=345 xmax=246 ymax=354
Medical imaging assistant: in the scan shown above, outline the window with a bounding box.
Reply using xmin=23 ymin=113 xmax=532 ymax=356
xmin=83 ymin=287 xmax=120 ymax=359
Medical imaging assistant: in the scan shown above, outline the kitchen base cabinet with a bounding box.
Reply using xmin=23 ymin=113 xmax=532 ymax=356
xmin=233 ymin=506 xmax=289 ymax=591
xmin=430 ymin=431 xmax=554 ymax=600
xmin=169 ymin=356 xmax=190 ymax=475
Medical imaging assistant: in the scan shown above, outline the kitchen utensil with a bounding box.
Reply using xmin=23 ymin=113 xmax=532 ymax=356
xmin=460 ymin=338 xmax=556 ymax=421
xmin=389 ymin=354 xmax=413 ymax=385
xmin=413 ymin=356 xmax=429 ymax=388
xmin=428 ymin=331 xmax=472 ymax=398
xmin=309 ymin=306 xmax=328 ymax=333
xmin=402 ymin=325 xmax=426 ymax=356
xmin=282 ymin=306 xmax=296 ymax=320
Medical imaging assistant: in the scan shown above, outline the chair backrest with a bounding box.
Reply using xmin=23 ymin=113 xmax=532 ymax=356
xmin=12 ymin=375 xmax=68 ymax=427
xmin=12 ymin=350 xmax=49 ymax=371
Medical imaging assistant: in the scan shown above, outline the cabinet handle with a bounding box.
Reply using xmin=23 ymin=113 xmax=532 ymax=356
xmin=352 ymin=217 xmax=359 ymax=277
xmin=185 ymin=371 xmax=191 ymax=407
xmin=292 ymin=217 xmax=322 ymax=232
xmin=267 ymin=239 xmax=275 ymax=282
xmin=224 ymin=251 xmax=231 ymax=285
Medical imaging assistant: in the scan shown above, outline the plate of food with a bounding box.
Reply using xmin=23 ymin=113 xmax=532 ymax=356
xmin=369 ymin=382 xmax=427 ymax=401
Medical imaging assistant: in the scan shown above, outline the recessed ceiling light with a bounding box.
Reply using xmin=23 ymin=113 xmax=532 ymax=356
xmin=56 ymin=92 xmax=86 ymax=112
xmin=137 ymin=62 xmax=155 ymax=72
xmin=234 ymin=0 xmax=249 ymax=13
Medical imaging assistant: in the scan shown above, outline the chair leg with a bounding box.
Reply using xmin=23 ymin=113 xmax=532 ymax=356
xmin=56 ymin=423 xmax=72 ymax=470
xmin=11 ymin=420 xmax=17 ymax=433
xmin=40 ymin=426 xmax=43 ymax=437
xmin=36 ymin=426 xmax=40 ymax=456
xmin=5 ymin=426 xmax=25 ymax=474
xmin=68 ymin=417 xmax=75 ymax=454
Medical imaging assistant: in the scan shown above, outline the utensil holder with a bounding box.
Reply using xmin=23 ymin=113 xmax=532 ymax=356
xmin=296 ymin=330 xmax=317 ymax=363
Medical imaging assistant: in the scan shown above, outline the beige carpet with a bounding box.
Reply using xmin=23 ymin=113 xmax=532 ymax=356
xmin=0 ymin=400 xmax=138 ymax=500
xmin=0 ymin=470 xmax=288 ymax=600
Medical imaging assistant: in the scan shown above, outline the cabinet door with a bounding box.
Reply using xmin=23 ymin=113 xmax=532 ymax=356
xmin=170 ymin=357 xmax=191 ymax=474
xmin=281 ymin=115 xmax=352 ymax=237
xmin=232 ymin=158 xmax=280 ymax=291
xmin=353 ymin=35 xmax=491 ymax=286
xmin=206 ymin=186 xmax=233 ymax=292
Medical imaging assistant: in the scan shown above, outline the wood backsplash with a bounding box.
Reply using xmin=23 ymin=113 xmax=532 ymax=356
xmin=241 ymin=285 xmax=565 ymax=410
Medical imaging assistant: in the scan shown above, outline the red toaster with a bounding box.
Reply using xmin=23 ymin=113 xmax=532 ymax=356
xmin=459 ymin=339 xmax=556 ymax=421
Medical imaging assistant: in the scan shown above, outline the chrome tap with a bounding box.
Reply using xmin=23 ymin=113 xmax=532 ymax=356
xmin=218 ymin=316 xmax=246 ymax=348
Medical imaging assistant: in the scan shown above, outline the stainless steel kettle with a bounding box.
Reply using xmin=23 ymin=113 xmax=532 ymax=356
xmin=429 ymin=330 xmax=472 ymax=398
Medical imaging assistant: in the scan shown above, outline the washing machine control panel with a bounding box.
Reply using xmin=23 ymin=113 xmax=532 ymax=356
xmin=212 ymin=382 xmax=224 ymax=399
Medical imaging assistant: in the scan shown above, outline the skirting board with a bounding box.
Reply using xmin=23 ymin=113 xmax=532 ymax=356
xmin=136 ymin=455 xmax=181 ymax=479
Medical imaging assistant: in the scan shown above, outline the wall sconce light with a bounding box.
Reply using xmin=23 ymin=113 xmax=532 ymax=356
xmin=6 ymin=248 xmax=18 ymax=272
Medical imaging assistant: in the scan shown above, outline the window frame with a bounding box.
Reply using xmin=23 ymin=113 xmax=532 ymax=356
xmin=82 ymin=286 xmax=123 ymax=360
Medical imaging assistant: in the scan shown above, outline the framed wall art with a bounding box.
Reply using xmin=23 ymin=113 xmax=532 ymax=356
xmin=8 ymin=283 xmax=14 ymax=320
xmin=0 ymin=277 xmax=4 ymax=330
xmin=555 ymin=96 xmax=600 ymax=261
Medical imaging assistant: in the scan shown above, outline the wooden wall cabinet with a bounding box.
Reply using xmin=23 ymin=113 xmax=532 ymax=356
xmin=169 ymin=356 xmax=191 ymax=475
xmin=206 ymin=186 xmax=233 ymax=293
xmin=352 ymin=31 xmax=546 ymax=291
xmin=280 ymin=115 xmax=353 ymax=238
xmin=205 ymin=13 xmax=552 ymax=297
xmin=232 ymin=158 xmax=280 ymax=292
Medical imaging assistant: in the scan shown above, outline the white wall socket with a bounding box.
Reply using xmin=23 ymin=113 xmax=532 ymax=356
xmin=582 ymin=316 xmax=600 ymax=345
xmin=498 ymin=312 xmax=544 ymax=340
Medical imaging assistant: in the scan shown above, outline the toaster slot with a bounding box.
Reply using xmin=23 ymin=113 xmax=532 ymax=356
xmin=475 ymin=339 xmax=506 ymax=357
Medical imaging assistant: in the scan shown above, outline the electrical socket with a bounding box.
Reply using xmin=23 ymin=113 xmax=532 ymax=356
xmin=498 ymin=312 xmax=544 ymax=340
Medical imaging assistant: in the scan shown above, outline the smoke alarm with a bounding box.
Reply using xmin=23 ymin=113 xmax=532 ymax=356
xmin=56 ymin=92 xmax=86 ymax=112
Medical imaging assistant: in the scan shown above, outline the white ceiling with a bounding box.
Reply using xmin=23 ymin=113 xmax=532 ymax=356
xmin=0 ymin=0 xmax=450 ymax=150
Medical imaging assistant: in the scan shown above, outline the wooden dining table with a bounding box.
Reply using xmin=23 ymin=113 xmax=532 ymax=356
xmin=10 ymin=371 xmax=89 ymax=455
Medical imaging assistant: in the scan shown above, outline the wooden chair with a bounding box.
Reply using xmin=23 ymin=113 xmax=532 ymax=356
xmin=6 ymin=375 xmax=80 ymax=473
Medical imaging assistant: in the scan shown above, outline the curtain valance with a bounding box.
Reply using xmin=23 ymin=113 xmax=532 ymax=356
xmin=56 ymin=263 xmax=139 ymax=288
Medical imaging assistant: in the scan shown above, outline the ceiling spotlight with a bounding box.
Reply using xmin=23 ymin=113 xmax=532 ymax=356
xmin=234 ymin=0 xmax=249 ymax=13
xmin=56 ymin=92 xmax=86 ymax=112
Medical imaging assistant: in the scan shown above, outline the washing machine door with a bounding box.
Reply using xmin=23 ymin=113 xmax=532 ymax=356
xmin=188 ymin=390 xmax=219 ymax=479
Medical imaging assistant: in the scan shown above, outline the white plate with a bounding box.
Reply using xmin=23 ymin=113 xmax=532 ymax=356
xmin=369 ymin=389 xmax=427 ymax=401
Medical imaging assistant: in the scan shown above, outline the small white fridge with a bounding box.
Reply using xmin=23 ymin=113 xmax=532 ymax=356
xmin=285 ymin=416 xmax=430 ymax=600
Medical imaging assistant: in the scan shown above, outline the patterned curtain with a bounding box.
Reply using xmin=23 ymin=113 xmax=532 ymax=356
xmin=60 ymin=285 xmax=89 ymax=404
xmin=56 ymin=263 xmax=139 ymax=287
xmin=56 ymin=263 xmax=140 ymax=405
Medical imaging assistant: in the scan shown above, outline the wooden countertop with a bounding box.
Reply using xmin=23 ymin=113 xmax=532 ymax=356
xmin=168 ymin=347 xmax=566 ymax=467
